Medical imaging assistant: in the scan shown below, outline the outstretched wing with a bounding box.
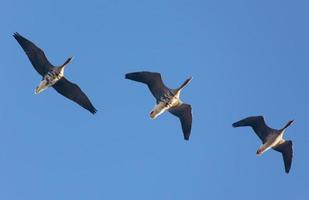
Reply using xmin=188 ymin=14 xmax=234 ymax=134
xmin=53 ymin=77 xmax=97 ymax=114
xmin=232 ymin=116 xmax=272 ymax=143
xmin=273 ymin=140 xmax=293 ymax=173
xmin=13 ymin=32 xmax=53 ymax=76
xmin=125 ymin=71 xmax=170 ymax=101
xmin=169 ymin=104 xmax=192 ymax=140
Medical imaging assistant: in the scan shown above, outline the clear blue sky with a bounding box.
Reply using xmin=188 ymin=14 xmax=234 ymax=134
xmin=1 ymin=0 xmax=308 ymax=199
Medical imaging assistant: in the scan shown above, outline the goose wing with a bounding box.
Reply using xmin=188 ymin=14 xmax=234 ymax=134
xmin=125 ymin=71 xmax=170 ymax=101
xmin=273 ymin=140 xmax=293 ymax=173
xmin=169 ymin=104 xmax=192 ymax=140
xmin=52 ymin=77 xmax=97 ymax=114
xmin=13 ymin=32 xmax=53 ymax=76
xmin=232 ymin=116 xmax=271 ymax=143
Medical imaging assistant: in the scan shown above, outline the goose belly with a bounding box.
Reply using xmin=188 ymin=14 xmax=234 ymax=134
xmin=150 ymin=101 xmax=169 ymax=119
xmin=257 ymin=132 xmax=286 ymax=155
xmin=266 ymin=132 xmax=284 ymax=147
xmin=35 ymin=70 xmax=63 ymax=94
xmin=258 ymin=132 xmax=284 ymax=154
xmin=149 ymin=97 xmax=179 ymax=119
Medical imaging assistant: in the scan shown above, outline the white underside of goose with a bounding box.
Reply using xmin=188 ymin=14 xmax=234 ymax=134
xmin=150 ymin=94 xmax=181 ymax=119
xmin=35 ymin=67 xmax=64 ymax=94
xmin=257 ymin=130 xmax=285 ymax=155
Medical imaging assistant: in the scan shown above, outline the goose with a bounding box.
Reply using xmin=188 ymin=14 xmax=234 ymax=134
xmin=232 ymin=116 xmax=294 ymax=173
xmin=125 ymin=71 xmax=192 ymax=140
xmin=13 ymin=32 xmax=97 ymax=114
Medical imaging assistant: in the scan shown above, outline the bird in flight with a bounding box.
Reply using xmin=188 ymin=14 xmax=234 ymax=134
xmin=13 ymin=32 xmax=97 ymax=114
xmin=232 ymin=116 xmax=294 ymax=173
xmin=125 ymin=71 xmax=192 ymax=140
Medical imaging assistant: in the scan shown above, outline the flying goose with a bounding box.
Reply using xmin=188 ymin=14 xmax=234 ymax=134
xmin=232 ymin=116 xmax=294 ymax=173
xmin=125 ymin=71 xmax=192 ymax=140
xmin=13 ymin=32 xmax=97 ymax=114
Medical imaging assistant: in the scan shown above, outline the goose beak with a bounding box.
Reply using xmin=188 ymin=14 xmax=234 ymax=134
xmin=150 ymin=111 xmax=157 ymax=119
xmin=35 ymin=87 xmax=42 ymax=94
xmin=256 ymin=149 xmax=262 ymax=156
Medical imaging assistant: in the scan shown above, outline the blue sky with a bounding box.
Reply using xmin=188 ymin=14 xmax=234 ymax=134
xmin=1 ymin=0 xmax=309 ymax=199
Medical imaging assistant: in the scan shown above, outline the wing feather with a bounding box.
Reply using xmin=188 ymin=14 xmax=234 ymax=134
xmin=13 ymin=32 xmax=53 ymax=76
xmin=273 ymin=140 xmax=293 ymax=173
xmin=125 ymin=71 xmax=170 ymax=101
xmin=233 ymin=116 xmax=272 ymax=143
xmin=169 ymin=104 xmax=192 ymax=140
xmin=53 ymin=78 xmax=97 ymax=114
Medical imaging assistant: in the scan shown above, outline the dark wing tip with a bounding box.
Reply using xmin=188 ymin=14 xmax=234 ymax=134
xmin=13 ymin=32 xmax=25 ymax=41
xmin=125 ymin=71 xmax=145 ymax=79
xmin=82 ymin=101 xmax=97 ymax=115
xmin=125 ymin=73 xmax=131 ymax=79
xmin=13 ymin=32 xmax=21 ymax=40
xmin=232 ymin=121 xmax=242 ymax=128
xmin=285 ymin=163 xmax=291 ymax=174
xmin=125 ymin=71 xmax=160 ymax=79
xmin=13 ymin=32 xmax=20 ymax=37
xmin=125 ymin=72 xmax=137 ymax=80
xmin=13 ymin=32 xmax=27 ymax=49
xmin=90 ymin=107 xmax=98 ymax=114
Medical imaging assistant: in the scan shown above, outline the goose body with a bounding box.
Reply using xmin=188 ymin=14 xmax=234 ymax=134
xmin=36 ymin=69 xmax=63 ymax=94
xmin=13 ymin=32 xmax=97 ymax=114
xmin=150 ymin=90 xmax=181 ymax=119
xmin=233 ymin=116 xmax=294 ymax=173
xmin=256 ymin=130 xmax=285 ymax=155
xmin=125 ymin=71 xmax=192 ymax=140
xmin=35 ymin=60 xmax=69 ymax=94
